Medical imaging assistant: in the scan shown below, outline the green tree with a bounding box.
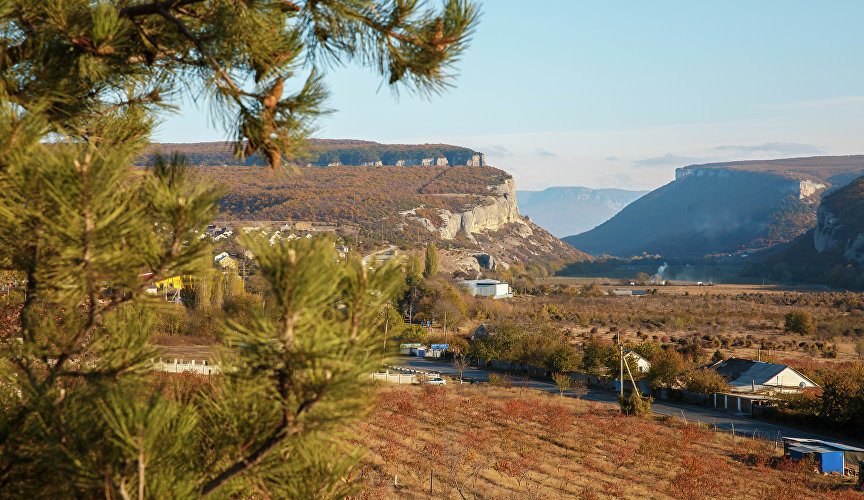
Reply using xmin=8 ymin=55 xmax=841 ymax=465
xmin=424 ymin=242 xmax=439 ymax=278
xmin=400 ymin=324 xmax=431 ymax=345
xmin=785 ymin=309 xmax=815 ymax=336
xmin=417 ymin=279 xmax=465 ymax=328
xmin=552 ymin=372 xmax=573 ymax=397
xmin=646 ymin=348 xmax=686 ymax=389
xmin=545 ymin=345 xmax=579 ymax=373
xmin=406 ymin=254 xmax=424 ymax=286
xmin=0 ymin=1 xmax=478 ymax=497
xmin=684 ymin=368 xmax=730 ymax=394
xmin=580 ymin=337 xmax=615 ymax=376
xmin=856 ymin=339 xmax=864 ymax=360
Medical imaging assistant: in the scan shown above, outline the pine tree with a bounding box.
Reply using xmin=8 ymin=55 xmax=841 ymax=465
xmin=0 ymin=1 xmax=478 ymax=497
xmin=424 ymin=242 xmax=439 ymax=278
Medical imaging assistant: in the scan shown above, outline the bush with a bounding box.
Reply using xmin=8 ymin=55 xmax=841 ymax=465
xmin=617 ymin=392 xmax=653 ymax=416
xmin=488 ymin=373 xmax=513 ymax=388
xmin=784 ymin=310 xmax=815 ymax=336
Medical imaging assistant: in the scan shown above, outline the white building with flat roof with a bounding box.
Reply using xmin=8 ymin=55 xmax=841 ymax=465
xmin=459 ymin=279 xmax=512 ymax=299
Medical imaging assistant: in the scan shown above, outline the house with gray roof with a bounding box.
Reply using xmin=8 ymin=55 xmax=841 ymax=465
xmin=707 ymin=358 xmax=817 ymax=393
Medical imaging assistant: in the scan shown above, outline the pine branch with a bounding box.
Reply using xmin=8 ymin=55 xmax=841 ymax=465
xmin=199 ymin=427 xmax=293 ymax=497
xmin=118 ymin=0 xmax=204 ymax=18
xmin=154 ymin=4 xmax=243 ymax=95
xmin=199 ymin=393 xmax=322 ymax=497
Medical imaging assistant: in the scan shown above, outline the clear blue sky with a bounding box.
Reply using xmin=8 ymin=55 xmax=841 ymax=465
xmin=156 ymin=1 xmax=864 ymax=190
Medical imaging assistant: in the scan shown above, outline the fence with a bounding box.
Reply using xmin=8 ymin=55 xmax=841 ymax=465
xmin=370 ymin=372 xmax=418 ymax=384
xmin=151 ymin=358 xmax=220 ymax=376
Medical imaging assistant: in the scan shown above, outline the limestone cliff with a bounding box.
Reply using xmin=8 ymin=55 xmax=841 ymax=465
xmin=435 ymin=179 xmax=530 ymax=241
xmin=813 ymin=176 xmax=864 ymax=264
xmin=402 ymin=177 xmax=585 ymax=270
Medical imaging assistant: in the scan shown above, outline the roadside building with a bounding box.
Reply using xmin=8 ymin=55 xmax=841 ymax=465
xmin=458 ymin=279 xmax=512 ymax=299
xmin=623 ymin=350 xmax=651 ymax=373
xmin=707 ymin=358 xmax=818 ymax=393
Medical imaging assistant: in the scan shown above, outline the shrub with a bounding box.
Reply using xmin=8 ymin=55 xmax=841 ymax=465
xmin=784 ymin=310 xmax=815 ymax=336
xmin=617 ymin=392 xmax=653 ymax=416
xmin=488 ymin=373 xmax=513 ymax=388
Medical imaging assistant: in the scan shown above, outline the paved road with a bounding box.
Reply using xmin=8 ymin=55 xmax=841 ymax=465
xmin=362 ymin=245 xmax=398 ymax=265
xmin=400 ymin=357 xmax=863 ymax=447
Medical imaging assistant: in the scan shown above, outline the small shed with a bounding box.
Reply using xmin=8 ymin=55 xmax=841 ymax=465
xmin=786 ymin=443 xmax=844 ymax=474
xmin=784 ymin=438 xmax=864 ymax=473
xmin=400 ymin=343 xmax=421 ymax=355
xmin=458 ymin=279 xmax=512 ymax=299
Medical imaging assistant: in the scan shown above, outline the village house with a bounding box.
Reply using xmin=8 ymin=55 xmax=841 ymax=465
xmin=623 ymin=350 xmax=651 ymax=373
xmin=707 ymin=358 xmax=818 ymax=393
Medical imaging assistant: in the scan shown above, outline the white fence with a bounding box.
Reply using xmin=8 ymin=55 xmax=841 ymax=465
xmin=370 ymin=372 xmax=418 ymax=384
xmin=150 ymin=360 xmax=436 ymax=382
xmin=151 ymin=358 xmax=220 ymax=376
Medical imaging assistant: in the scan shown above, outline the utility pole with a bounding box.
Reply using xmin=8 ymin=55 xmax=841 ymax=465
xmin=619 ymin=337 xmax=624 ymax=399
xmin=443 ymin=310 xmax=447 ymax=344
xmin=383 ymin=304 xmax=390 ymax=353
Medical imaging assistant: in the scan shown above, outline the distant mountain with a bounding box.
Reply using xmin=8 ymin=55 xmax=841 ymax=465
xmin=564 ymin=156 xmax=864 ymax=259
xmin=516 ymin=187 xmax=648 ymax=237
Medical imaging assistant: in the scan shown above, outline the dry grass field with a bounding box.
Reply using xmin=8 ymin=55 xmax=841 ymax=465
xmin=456 ymin=281 xmax=864 ymax=363
xmin=351 ymin=383 xmax=862 ymax=500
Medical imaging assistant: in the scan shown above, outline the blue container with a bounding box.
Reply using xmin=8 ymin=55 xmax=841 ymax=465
xmin=788 ymin=445 xmax=844 ymax=474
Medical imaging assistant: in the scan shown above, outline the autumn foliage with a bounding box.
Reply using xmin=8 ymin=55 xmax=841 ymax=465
xmin=352 ymin=384 xmax=861 ymax=499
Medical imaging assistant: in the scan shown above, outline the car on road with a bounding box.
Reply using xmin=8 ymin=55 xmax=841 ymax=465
xmin=422 ymin=376 xmax=447 ymax=386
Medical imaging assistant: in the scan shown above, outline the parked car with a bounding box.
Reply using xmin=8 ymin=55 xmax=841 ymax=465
xmin=423 ymin=376 xmax=447 ymax=386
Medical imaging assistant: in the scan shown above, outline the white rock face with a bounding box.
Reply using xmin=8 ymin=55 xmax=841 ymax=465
xmin=814 ymin=204 xmax=864 ymax=263
xmin=843 ymin=234 xmax=864 ymax=263
xmin=797 ymin=180 xmax=826 ymax=198
xmin=814 ymin=205 xmax=842 ymax=253
xmin=435 ymin=178 xmax=531 ymax=242
xmin=403 ymin=178 xmax=532 ymax=242
xmin=675 ymin=167 xmax=826 ymax=199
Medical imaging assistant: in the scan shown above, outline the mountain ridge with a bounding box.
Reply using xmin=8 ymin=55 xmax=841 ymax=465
xmin=564 ymin=155 xmax=864 ymax=259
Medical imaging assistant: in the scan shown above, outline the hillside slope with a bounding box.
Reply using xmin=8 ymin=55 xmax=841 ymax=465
xmin=564 ymin=156 xmax=864 ymax=259
xmin=517 ymin=186 xmax=648 ymax=237
xmin=153 ymin=141 xmax=588 ymax=270
xmin=813 ymin=175 xmax=864 ymax=264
